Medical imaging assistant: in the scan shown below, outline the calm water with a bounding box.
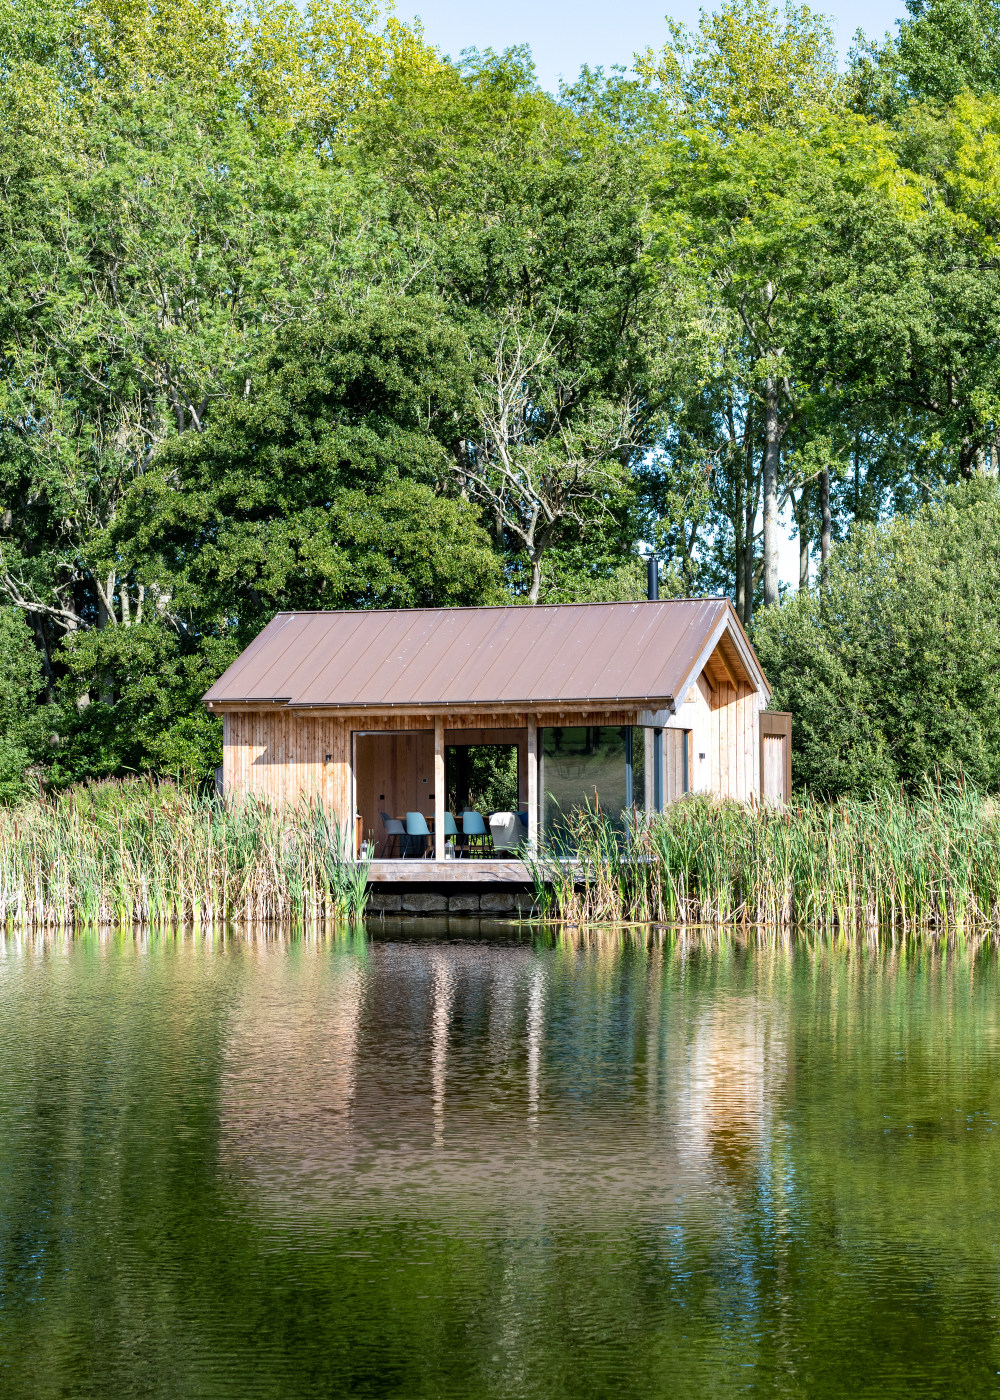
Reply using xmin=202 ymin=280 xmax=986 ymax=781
xmin=1 ymin=923 xmax=999 ymax=1399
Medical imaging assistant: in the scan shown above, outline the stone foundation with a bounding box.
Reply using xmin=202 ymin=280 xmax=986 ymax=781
xmin=368 ymin=888 xmax=536 ymax=916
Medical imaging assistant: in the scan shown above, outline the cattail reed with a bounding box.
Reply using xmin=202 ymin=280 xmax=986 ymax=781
xmin=529 ymin=780 xmax=1000 ymax=934
xmin=0 ymin=779 xmax=370 ymax=930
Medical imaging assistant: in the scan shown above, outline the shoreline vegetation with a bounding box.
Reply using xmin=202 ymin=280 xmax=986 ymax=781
xmin=0 ymin=781 xmax=371 ymax=929
xmin=532 ymin=781 xmax=1000 ymax=932
xmin=0 ymin=778 xmax=998 ymax=937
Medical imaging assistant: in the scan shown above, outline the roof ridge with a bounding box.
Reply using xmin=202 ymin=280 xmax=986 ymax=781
xmin=267 ymin=597 xmax=728 ymax=618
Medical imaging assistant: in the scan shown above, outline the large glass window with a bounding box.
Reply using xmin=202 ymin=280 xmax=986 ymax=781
xmin=539 ymin=727 xmax=645 ymax=841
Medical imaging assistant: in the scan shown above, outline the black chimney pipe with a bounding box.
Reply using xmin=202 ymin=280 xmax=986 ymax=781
xmin=647 ymin=554 xmax=659 ymax=601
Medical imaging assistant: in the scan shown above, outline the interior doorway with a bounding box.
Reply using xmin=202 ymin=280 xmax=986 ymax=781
xmin=446 ymin=744 xmax=520 ymax=815
xmin=444 ymin=727 xmax=527 ymax=816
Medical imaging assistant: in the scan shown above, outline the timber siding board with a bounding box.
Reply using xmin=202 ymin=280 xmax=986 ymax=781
xmin=760 ymin=711 xmax=792 ymax=803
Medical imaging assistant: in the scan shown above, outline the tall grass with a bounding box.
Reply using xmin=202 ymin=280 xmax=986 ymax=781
xmin=0 ymin=780 xmax=370 ymax=929
xmin=529 ymin=781 xmax=1000 ymax=934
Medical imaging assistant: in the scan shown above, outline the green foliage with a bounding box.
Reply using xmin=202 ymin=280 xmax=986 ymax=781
xmin=0 ymin=607 xmax=46 ymax=800
xmin=898 ymin=0 xmax=1000 ymax=103
xmin=6 ymin=0 xmax=1000 ymax=798
xmin=755 ymin=479 xmax=1000 ymax=796
xmin=53 ymin=624 xmax=233 ymax=786
xmin=120 ymin=297 xmax=504 ymax=640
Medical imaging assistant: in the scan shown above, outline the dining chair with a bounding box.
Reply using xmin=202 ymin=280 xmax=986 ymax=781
xmin=379 ymin=812 xmax=406 ymax=858
xmin=443 ymin=812 xmax=460 ymax=856
xmin=461 ymin=810 xmax=492 ymax=857
xmin=405 ymin=811 xmax=431 ymax=858
xmin=489 ymin=811 xmax=518 ymax=852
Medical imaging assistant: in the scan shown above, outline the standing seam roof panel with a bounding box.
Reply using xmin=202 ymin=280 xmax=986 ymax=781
xmin=202 ymin=600 xmax=770 ymax=707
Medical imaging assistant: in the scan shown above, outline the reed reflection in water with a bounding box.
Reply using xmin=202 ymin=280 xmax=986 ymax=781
xmin=0 ymin=926 xmax=999 ymax=1399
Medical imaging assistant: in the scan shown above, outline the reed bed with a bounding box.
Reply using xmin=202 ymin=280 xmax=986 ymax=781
xmin=0 ymin=780 xmax=370 ymax=929
xmin=530 ymin=781 xmax=1000 ymax=935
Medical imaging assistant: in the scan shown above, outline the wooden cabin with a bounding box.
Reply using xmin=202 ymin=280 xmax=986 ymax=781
xmin=203 ymin=600 xmax=790 ymax=863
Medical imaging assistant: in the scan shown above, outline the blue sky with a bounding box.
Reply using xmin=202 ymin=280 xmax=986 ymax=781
xmin=397 ymin=0 xmax=909 ymax=92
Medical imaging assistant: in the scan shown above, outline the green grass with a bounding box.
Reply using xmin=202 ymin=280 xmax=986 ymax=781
xmin=529 ymin=780 xmax=1000 ymax=933
xmin=0 ymin=779 xmax=370 ymax=929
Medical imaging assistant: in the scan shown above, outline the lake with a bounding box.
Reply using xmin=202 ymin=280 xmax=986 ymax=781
xmin=1 ymin=922 xmax=998 ymax=1398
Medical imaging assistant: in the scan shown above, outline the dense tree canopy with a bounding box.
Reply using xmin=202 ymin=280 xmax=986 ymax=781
xmin=756 ymin=480 xmax=1000 ymax=796
xmin=2 ymin=0 xmax=1000 ymax=793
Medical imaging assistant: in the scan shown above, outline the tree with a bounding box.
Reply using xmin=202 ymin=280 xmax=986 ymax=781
xmin=642 ymin=103 xmax=912 ymax=621
xmin=119 ymin=297 xmax=504 ymax=638
xmin=357 ymin=49 xmax=691 ymax=601
xmin=0 ymin=606 xmax=46 ymax=800
xmin=755 ymin=478 xmax=1000 ymax=797
xmin=850 ymin=0 xmax=1000 ymax=113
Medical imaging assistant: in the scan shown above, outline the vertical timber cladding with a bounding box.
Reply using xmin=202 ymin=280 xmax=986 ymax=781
xmin=663 ymin=729 xmax=691 ymax=803
xmin=699 ymin=635 xmax=765 ymax=802
xmin=222 ymin=709 xmax=352 ymax=814
xmin=705 ymin=679 xmax=761 ymax=801
xmin=759 ymin=711 xmax=792 ymax=804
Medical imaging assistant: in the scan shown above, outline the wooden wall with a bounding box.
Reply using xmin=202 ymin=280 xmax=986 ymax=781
xmin=660 ymin=645 xmax=764 ymax=804
xmin=220 ymin=688 xmax=769 ymax=818
xmin=222 ymin=708 xmax=635 ymax=820
xmin=689 ymin=672 xmax=761 ymax=806
xmin=663 ymin=728 xmax=691 ymax=803
xmin=223 ymin=710 xmax=353 ymax=815
xmin=705 ymin=674 xmax=763 ymax=803
xmin=760 ymin=710 xmax=792 ymax=804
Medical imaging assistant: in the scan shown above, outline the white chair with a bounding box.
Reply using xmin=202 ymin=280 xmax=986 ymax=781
xmin=489 ymin=811 xmax=527 ymax=852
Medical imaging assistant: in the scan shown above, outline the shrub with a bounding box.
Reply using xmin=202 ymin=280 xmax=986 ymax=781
xmin=755 ymin=478 xmax=1000 ymax=797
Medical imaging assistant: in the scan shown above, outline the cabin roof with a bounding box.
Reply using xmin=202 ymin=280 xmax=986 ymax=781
xmin=203 ymin=599 xmax=770 ymax=711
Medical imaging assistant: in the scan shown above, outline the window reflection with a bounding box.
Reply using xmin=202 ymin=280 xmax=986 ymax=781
xmin=539 ymin=726 xmax=645 ymax=840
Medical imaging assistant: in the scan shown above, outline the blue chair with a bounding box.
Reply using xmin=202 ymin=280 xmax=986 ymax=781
xmin=461 ymin=810 xmax=492 ymax=857
xmin=443 ymin=812 xmax=459 ymax=855
xmin=405 ymin=811 xmax=430 ymax=857
xmin=380 ymin=812 xmax=407 ymax=858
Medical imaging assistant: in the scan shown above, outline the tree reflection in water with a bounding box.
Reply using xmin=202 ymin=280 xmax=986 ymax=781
xmin=0 ymin=929 xmax=998 ymax=1399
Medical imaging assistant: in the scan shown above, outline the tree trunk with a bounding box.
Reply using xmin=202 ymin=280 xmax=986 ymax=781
xmin=792 ymin=484 xmax=810 ymax=592
xmin=734 ymin=474 xmax=746 ymax=621
xmin=743 ymin=490 xmax=756 ymax=628
xmin=528 ymin=551 xmax=543 ymax=605
xmin=31 ymin=614 xmax=55 ymax=700
xmin=820 ymin=467 xmax=832 ymax=590
xmin=761 ymin=376 xmax=780 ymax=608
xmin=959 ymin=436 xmax=976 ymax=479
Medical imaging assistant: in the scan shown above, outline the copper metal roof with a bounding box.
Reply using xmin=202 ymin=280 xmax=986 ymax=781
xmin=203 ymin=600 xmax=769 ymax=710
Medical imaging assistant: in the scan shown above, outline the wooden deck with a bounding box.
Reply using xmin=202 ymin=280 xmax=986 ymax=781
xmin=367 ymin=859 xmax=532 ymax=884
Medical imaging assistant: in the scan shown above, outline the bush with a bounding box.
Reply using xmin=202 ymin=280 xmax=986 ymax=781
xmin=754 ymin=479 xmax=1000 ymax=797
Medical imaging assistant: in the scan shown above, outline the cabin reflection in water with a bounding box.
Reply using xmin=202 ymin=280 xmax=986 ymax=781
xmin=219 ymin=943 xmax=787 ymax=1217
xmin=676 ymin=998 xmax=786 ymax=1186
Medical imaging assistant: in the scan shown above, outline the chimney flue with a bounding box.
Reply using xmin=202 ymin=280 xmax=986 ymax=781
xmin=647 ymin=555 xmax=659 ymax=601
